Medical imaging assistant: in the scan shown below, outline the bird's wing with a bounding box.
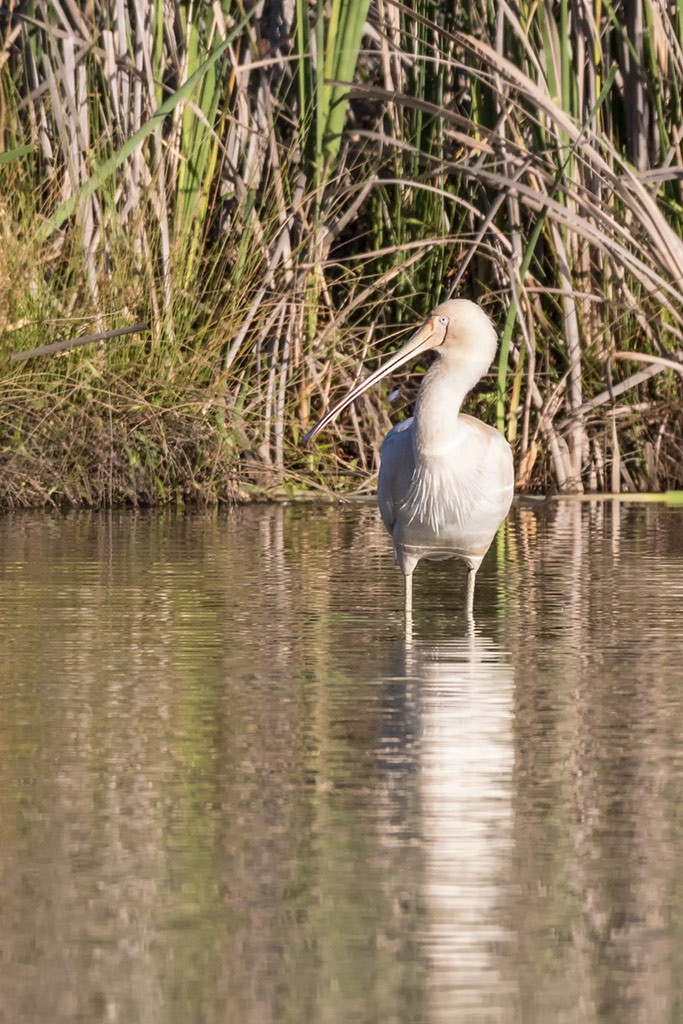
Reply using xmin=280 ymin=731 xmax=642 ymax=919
xmin=377 ymin=419 xmax=415 ymax=534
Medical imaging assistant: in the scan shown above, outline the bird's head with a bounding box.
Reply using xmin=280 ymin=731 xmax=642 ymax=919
xmin=303 ymin=298 xmax=498 ymax=446
xmin=413 ymin=299 xmax=498 ymax=370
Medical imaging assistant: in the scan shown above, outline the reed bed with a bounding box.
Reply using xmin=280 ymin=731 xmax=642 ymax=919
xmin=1 ymin=0 xmax=682 ymax=506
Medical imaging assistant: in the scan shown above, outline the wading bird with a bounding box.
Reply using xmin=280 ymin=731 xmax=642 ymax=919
xmin=304 ymin=300 xmax=514 ymax=615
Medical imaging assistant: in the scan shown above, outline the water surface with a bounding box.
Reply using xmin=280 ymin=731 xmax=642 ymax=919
xmin=1 ymin=500 xmax=682 ymax=1023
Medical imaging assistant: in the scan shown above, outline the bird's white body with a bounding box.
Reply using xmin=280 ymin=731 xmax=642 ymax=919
xmin=378 ymin=411 xmax=514 ymax=579
xmin=305 ymin=299 xmax=515 ymax=615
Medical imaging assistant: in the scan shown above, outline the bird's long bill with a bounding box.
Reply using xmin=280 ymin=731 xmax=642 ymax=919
xmin=303 ymin=316 xmax=438 ymax=446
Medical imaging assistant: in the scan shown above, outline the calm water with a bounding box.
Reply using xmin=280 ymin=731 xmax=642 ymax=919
xmin=1 ymin=501 xmax=682 ymax=1024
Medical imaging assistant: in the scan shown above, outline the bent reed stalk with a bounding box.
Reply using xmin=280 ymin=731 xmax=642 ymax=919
xmin=0 ymin=0 xmax=682 ymax=506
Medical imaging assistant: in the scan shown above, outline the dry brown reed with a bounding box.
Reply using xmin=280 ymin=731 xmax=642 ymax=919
xmin=0 ymin=0 xmax=682 ymax=505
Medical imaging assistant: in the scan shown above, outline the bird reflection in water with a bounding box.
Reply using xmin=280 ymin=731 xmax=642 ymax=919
xmin=375 ymin=614 xmax=516 ymax=1018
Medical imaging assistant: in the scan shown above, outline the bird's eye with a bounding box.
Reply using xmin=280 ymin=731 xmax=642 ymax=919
xmin=438 ymin=316 xmax=449 ymax=326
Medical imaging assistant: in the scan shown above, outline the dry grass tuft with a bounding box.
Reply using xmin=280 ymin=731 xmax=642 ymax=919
xmin=1 ymin=0 xmax=682 ymax=504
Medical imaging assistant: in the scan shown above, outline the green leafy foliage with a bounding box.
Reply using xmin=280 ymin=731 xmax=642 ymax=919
xmin=0 ymin=0 xmax=682 ymax=505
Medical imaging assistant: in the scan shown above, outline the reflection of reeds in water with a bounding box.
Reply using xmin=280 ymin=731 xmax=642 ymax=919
xmin=1 ymin=504 xmax=683 ymax=1021
xmin=0 ymin=507 xmax=431 ymax=1022
xmin=502 ymin=499 xmax=683 ymax=1023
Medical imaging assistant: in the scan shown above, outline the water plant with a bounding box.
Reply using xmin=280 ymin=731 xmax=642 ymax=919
xmin=1 ymin=0 xmax=682 ymax=506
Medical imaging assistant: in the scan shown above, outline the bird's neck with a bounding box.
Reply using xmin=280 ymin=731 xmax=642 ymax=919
xmin=413 ymin=354 xmax=483 ymax=455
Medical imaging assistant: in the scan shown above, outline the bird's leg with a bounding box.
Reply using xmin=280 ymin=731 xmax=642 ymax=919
xmin=465 ymin=567 xmax=477 ymax=619
xmin=404 ymin=572 xmax=413 ymax=617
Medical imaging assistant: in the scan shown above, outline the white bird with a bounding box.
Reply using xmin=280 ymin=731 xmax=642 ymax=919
xmin=304 ymin=299 xmax=514 ymax=615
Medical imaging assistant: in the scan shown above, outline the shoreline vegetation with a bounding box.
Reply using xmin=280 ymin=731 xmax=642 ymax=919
xmin=1 ymin=1 xmax=682 ymax=509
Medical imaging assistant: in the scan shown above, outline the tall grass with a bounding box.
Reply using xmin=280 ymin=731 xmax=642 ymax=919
xmin=0 ymin=0 xmax=682 ymax=506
